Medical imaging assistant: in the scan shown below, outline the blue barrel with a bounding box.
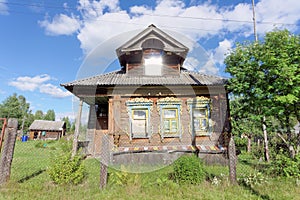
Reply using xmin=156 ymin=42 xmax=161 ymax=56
xmin=21 ymin=135 xmax=28 ymax=142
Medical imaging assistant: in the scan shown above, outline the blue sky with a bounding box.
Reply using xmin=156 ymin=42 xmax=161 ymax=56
xmin=0 ymin=0 xmax=299 ymax=121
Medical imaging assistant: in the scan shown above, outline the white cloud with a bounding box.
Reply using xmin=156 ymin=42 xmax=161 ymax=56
xmin=55 ymin=111 xmax=75 ymax=122
xmin=199 ymin=60 xmax=219 ymax=75
xmin=40 ymin=83 xmax=72 ymax=98
xmin=39 ymin=14 xmax=81 ymax=36
xmin=0 ymin=0 xmax=9 ymax=15
xmin=8 ymin=74 xmax=71 ymax=98
xmin=8 ymin=74 xmax=51 ymax=91
xmin=211 ymin=39 xmax=233 ymax=65
xmin=183 ymin=56 xmax=199 ymax=71
xmin=255 ymin=0 xmax=300 ymax=34
xmin=39 ymin=0 xmax=300 ymax=66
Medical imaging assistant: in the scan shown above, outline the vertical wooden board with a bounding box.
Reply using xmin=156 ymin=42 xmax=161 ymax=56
xmin=0 ymin=118 xmax=18 ymax=185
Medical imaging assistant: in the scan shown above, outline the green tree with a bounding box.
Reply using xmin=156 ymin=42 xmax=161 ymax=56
xmin=225 ymin=29 xmax=300 ymax=159
xmin=62 ymin=116 xmax=72 ymax=133
xmin=0 ymin=93 xmax=30 ymax=130
xmin=34 ymin=110 xmax=44 ymax=120
xmin=44 ymin=109 xmax=56 ymax=121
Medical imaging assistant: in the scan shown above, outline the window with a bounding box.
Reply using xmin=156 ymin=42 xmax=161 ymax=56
xmin=162 ymin=109 xmax=178 ymax=134
xmin=192 ymin=108 xmax=208 ymax=132
xmin=157 ymin=97 xmax=182 ymax=139
xmin=126 ymin=98 xmax=153 ymax=139
xmin=131 ymin=109 xmax=148 ymax=137
xmin=187 ymin=97 xmax=212 ymax=136
xmin=143 ymin=49 xmax=163 ymax=76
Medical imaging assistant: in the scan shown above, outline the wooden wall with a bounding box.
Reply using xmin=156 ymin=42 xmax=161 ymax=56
xmin=110 ymin=94 xmax=228 ymax=148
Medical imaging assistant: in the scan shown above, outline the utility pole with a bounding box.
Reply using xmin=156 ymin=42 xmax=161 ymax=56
xmin=251 ymin=0 xmax=258 ymax=42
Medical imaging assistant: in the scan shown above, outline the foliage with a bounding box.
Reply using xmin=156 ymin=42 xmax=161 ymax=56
xmin=58 ymin=138 xmax=73 ymax=152
xmin=234 ymin=137 xmax=247 ymax=152
xmin=172 ymin=155 xmax=205 ymax=184
xmin=0 ymin=93 xmax=30 ymax=130
xmin=268 ymin=152 xmax=300 ymax=178
xmin=35 ymin=109 xmax=56 ymax=121
xmin=238 ymin=171 xmax=268 ymax=187
xmin=48 ymin=151 xmax=85 ymax=185
xmin=62 ymin=116 xmax=72 ymax=133
xmin=44 ymin=109 xmax=56 ymax=121
xmin=109 ymin=166 xmax=140 ymax=186
xmin=4 ymin=141 xmax=300 ymax=199
xmin=225 ymin=29 xmax=300 ymax=159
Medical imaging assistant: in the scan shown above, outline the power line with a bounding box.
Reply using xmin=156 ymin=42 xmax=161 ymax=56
xmin=0 ymin=1 xmax=299 ymax=27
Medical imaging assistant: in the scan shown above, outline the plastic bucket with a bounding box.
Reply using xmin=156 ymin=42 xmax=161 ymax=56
xmin=21 ymin=135 xmax=28 ymax=142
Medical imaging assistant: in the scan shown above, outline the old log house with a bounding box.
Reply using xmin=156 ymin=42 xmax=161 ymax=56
xmin=61 ymin=24 xmax=231 ymax=165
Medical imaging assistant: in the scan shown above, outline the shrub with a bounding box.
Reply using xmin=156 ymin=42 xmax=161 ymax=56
xmin=48 ymin=152 xmax=85 ymax=185
xmin=108 ymin=165 xmax=140 ymax=186
xmin=172 ymin=154 xmax=205 ymax=184
xmin=268 ymin=152 xmax=300 ymax=178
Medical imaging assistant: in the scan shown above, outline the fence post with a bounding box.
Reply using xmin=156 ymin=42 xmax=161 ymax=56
xmin=100 ymin=134 xmax=110 ymax=189
xmin=72 ymin=99 xmax=83 ymax=157
xmin=228 ymin=137 xmax=237 ymax=184
xmin=0 ymin=118 xmax=18 ymax=186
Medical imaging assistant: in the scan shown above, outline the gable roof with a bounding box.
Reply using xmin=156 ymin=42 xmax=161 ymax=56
xmin=29 ymin=120 xmax=65 ymax=131
xmin=61 ymin=70 xmax=227 ymax=88
xmin=116 ymin=24 xmax=189 ymax=59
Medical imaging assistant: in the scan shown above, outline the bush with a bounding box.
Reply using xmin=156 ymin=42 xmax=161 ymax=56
xmin=268 ymin=152 xmax=300 ymax=178
xmin=48 ymin=152 xmax=85 ymax=185
xmin=173 ymin=155 xmax=205 ymax=184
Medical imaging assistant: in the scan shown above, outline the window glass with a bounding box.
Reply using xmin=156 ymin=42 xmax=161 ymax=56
xmin=193 ymin=108 xmax=208 ymax=132
xmin=162 ymin=108 xmax=178 ymax=134
xmin=131 ymin=109 xmax=148 ymax=137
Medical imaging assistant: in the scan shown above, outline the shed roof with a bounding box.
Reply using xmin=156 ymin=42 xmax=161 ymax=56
xmin=29 ymin=120 xmax=65 ymax=131
xmin=61 ymin=70 xmax=227 ymax=87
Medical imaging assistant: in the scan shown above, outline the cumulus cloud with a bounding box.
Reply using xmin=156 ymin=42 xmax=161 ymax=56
xmin=255 ymin=0 xmax=300 ymax=34
xmin=39 ymin=14 xmax=81 ymax=36
xmin=9 ymin=74 xmax=51 ymax=91
xmin=211 ymin=39 xmax=233 ymax=65
xmin=0 ymin=0 xmax=9 ymax=15
xmin=38 ymin=0 xmax=300 ymax=70
xmin=8 ymin=74 xmax=71 ymax=98
xmin=40 ymin=84 xmax=72 ymax=98
xmin=199 ymin=60 xmax=219 ymax=75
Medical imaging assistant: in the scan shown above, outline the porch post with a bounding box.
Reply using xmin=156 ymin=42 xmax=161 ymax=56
xmin=72 ymin=99 xmax=83 ymax=157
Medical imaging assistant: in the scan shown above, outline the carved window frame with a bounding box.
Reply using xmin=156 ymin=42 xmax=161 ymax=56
xmin=157 ymin=97 xmax=182 ymax=140
xmin=187 ymin=96 xmax=213 ymax=137
xmin=126 ymin=98 xmax=153 ymax=140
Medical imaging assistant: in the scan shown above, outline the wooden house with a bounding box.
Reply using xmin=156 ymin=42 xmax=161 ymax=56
xmin=61 ymin=25 xmax=231 ymax=165
xmin=29 ymin=120 xmax=66 ymax=140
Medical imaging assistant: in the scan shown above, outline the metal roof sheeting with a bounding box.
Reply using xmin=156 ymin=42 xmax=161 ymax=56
xmin=29 ymin=120 xmax=65 ymax=131
xmin=61 ymin=70 xmax=227 ymax=87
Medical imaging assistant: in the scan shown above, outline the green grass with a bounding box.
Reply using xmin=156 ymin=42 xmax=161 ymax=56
xmin=0 ymin=140 xmax=299 ymax=200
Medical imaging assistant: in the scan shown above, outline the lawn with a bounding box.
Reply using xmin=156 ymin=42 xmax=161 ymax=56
xmin=0 ymin=140 xmax=299 ymax=200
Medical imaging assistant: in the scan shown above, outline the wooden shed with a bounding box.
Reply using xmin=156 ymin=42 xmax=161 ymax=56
xmin=29 ymin=120 xmax=66 ymax=140
xmin=61 ymin=25 xmax=231 ymax=165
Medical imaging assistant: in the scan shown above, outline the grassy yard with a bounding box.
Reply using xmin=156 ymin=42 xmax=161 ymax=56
xmin=0 ymin=140 xmax=299 ymax=200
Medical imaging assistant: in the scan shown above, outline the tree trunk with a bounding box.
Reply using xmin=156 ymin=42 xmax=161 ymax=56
xmin=247 ymin=134 xmax=252 ymax=153
xmin=262 ymin=116 xmax=270 ymax=162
